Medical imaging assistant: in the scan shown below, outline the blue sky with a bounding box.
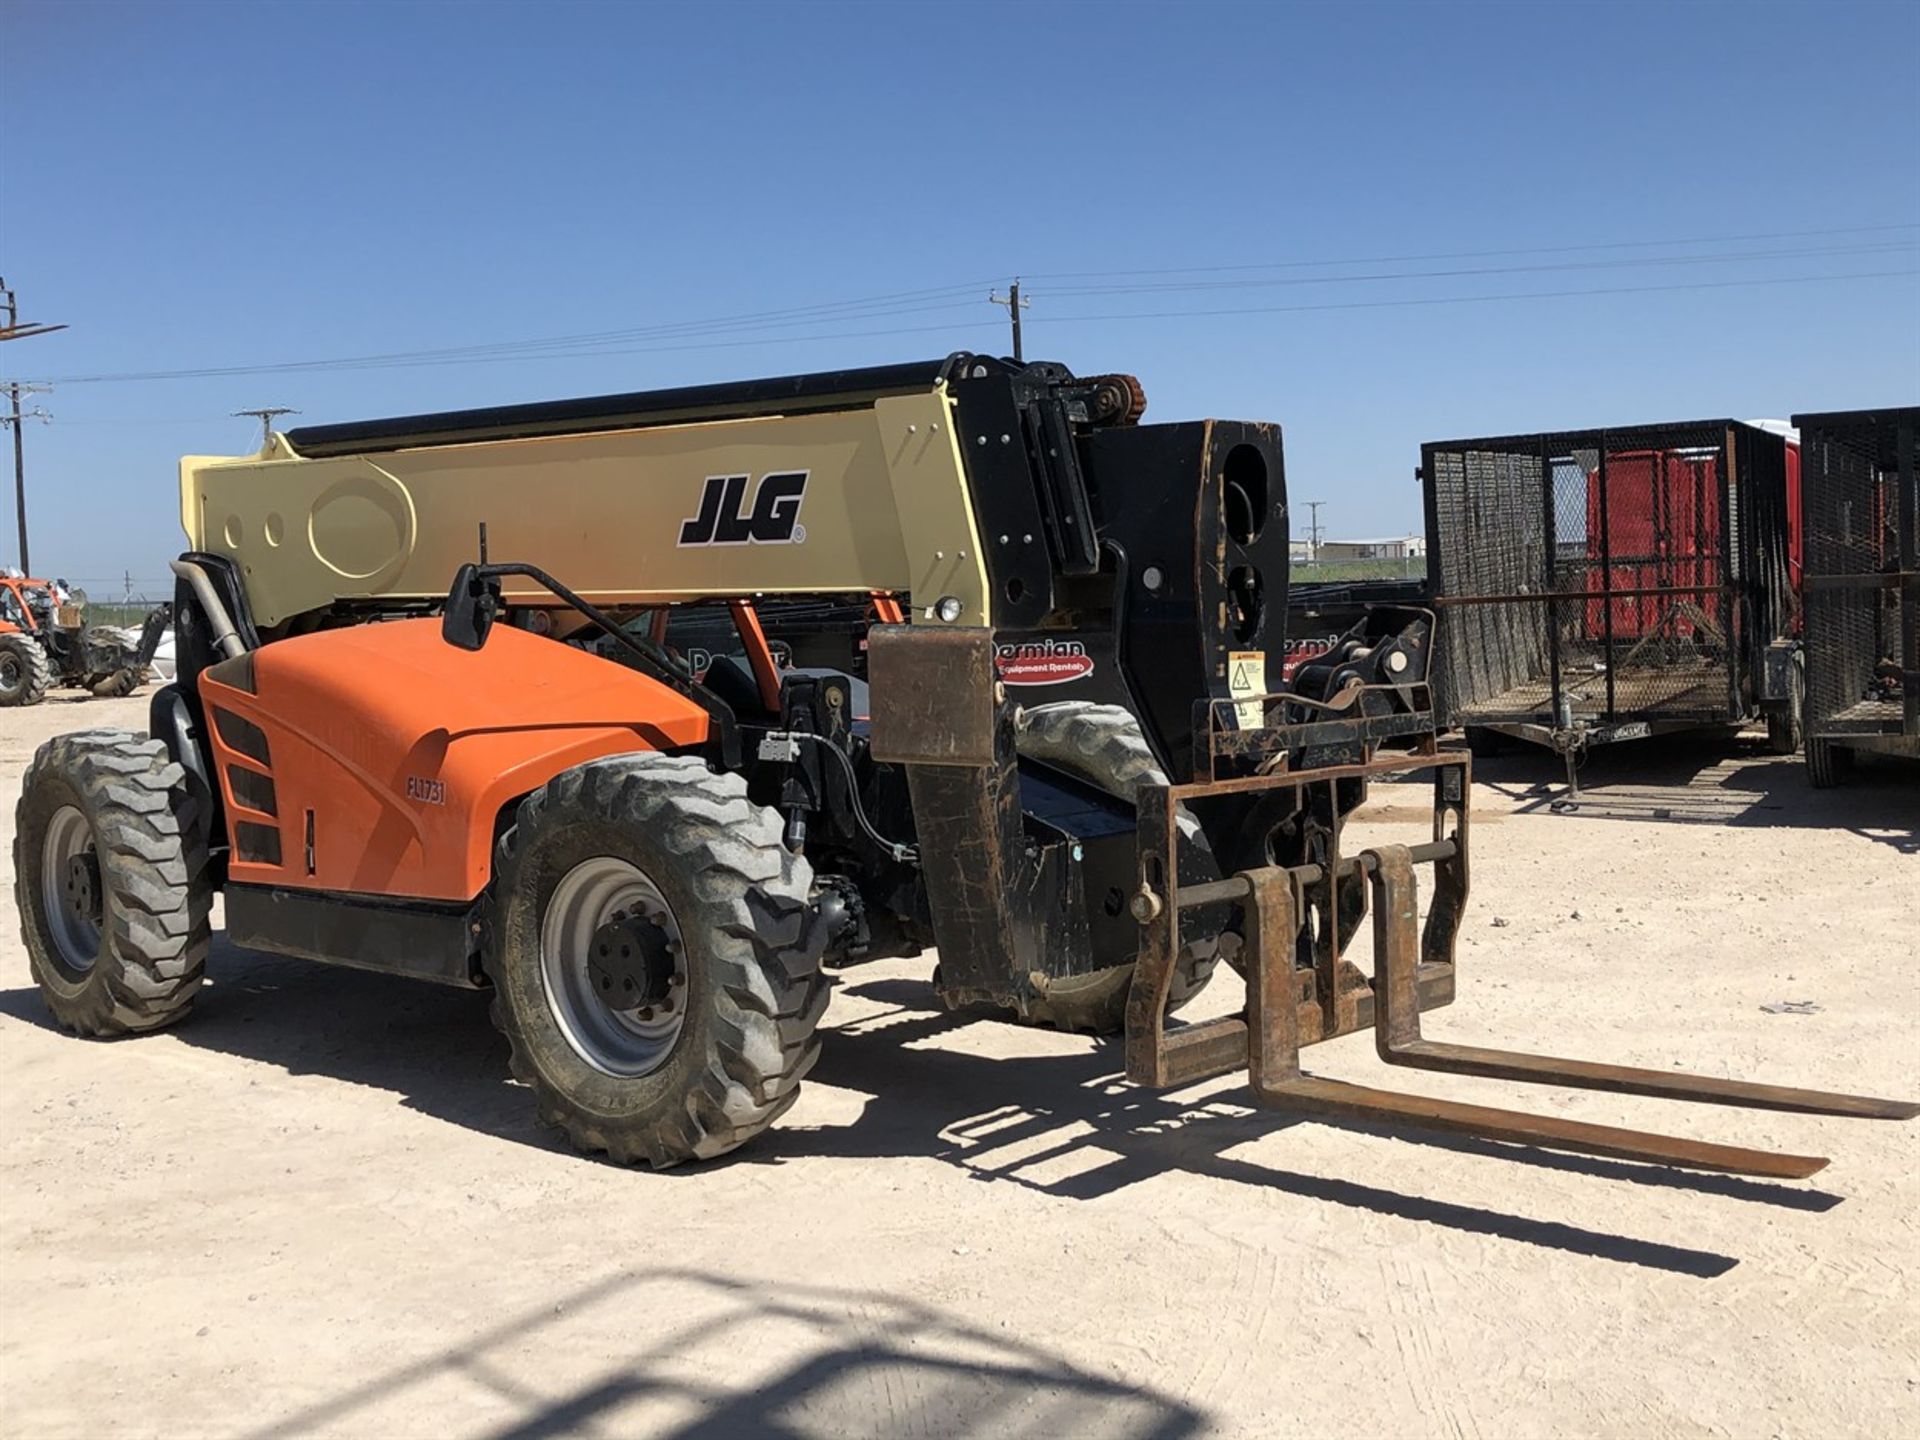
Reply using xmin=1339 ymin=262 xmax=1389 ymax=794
xmin=2 ymin=0 xmax=1915 ymax=588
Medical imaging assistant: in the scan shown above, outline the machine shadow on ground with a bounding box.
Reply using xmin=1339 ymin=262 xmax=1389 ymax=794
xmin=1469 ymin=733 xmax=1918 ymax=853
xmin=231 ymin=1268 xmax=1201 ymax=1440
xmin=3 ymin=940 xmax=1848 ymax=1280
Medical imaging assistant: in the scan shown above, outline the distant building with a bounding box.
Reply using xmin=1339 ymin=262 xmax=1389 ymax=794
xmin=1314 ymin=535 xmax=1426 ymax=561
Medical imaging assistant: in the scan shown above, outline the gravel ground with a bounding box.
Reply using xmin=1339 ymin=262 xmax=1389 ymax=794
xmin=2 ymin=689 xmax=1915 ymax=1439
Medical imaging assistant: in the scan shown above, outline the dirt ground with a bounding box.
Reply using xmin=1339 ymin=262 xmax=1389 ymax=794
xmin=2 ymin=689 xmax=1916 ymax=1440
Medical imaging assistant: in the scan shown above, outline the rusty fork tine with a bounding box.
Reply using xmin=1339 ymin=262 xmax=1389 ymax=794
xmin=1258 ymin=1075 xmax=1830 ymax=1180
xmin=1241 ymin=864 xmax=1830 ymax=1180
xmin=1379 ymin=1042 xmax=1920 ymax=1121
xmin=1365 ymin=845 xmax=1920 ymax=1122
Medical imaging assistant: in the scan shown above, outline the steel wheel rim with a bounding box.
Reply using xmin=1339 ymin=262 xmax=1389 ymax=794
xmin=0 ymin=651 xmax=20 ymax=691
xmin=540 ymin=856 xmax=687 ymax=1077
xmin=41 ymin=805 xmax=102 ymax=974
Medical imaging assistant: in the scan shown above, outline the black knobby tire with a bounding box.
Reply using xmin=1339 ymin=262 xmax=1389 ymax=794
xmin=89 ymin=668 xmax=143 ymax=699
xmin=0 ymin=634 xmax=52 ymax=707
xmin=15 ymin=730 xmax=211 ymax=1035
xmin=489 ymin=753 xmax=829 ymax=1167
xmin=999 ymin=702 xmax=1227 ymax=1034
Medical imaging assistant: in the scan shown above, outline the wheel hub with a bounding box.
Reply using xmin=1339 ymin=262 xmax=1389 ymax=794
xmin=63 ymin=851 xmax=102 ymax=927
xmin=586 ymin=914 xmax=676 ymax=1018
xmin=539 ymin=855 xmax=689 ymax=1078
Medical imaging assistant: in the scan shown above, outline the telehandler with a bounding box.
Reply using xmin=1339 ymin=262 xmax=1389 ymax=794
xmin=14 ymin=355 xmax=1912 ymax=1170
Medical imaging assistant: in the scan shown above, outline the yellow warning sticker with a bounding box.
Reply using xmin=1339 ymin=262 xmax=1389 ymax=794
xmin=1228 ymin=650 xmax=1266 ymax=728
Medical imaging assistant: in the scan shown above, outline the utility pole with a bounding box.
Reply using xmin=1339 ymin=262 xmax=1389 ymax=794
xmin=989 ymin=279 xmax=1030 ymax=362
xmin=234 ymin=407 xmax=299 ymax=450
xmin=0 ymin=277 xmax=69 ymax=576
xmin=1304 ymin=500 xmax=1326 ymax=565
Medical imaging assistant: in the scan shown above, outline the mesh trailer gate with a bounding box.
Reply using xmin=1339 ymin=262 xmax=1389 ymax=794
xmin=1791 ymin=406 xmax=1919 ymax=785
xmin=1421 ymin=419 xmax=1799 ymax=789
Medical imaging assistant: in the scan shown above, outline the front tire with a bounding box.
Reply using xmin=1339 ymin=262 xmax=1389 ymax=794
xmin=0 ymin=634 xmax=51 ymax=707
xmin=489 ymin=754 xmax=829 ymax=1167
xmin=14 ymin=731 xmax=211 ymax=1034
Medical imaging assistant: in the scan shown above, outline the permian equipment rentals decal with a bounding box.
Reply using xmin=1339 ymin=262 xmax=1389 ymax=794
xmin=1280 ymin=634 xmax=1342 ymax=678
xmin=994 ymin=638 xmax=1096 ymax=686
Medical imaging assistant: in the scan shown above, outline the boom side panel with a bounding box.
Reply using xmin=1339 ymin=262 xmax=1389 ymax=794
xmin=181 ymin=394 xmax=987 ymax=628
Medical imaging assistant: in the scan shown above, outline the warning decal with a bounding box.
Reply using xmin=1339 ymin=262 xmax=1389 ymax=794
xmin=1228 ymin=650 xmax=1266 ymax=728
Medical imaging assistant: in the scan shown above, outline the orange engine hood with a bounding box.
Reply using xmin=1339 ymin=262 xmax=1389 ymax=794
xmin=199 ymin=618 xmax=711 ymax=901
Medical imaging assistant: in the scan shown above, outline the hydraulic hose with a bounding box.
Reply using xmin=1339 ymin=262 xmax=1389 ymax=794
xmin=167 ymin=560 xmax=246 ymax=660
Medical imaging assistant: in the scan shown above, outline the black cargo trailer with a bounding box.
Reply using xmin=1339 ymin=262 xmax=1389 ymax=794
xmin=1790 ymin=406 xmax=1919 ymax=785
xmin=1421 ymin=419 xmax=1800 ymax=793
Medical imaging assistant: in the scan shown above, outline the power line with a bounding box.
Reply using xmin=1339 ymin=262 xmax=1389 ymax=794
xmin=1031 ymin=240 xmax=1914 ymax=298
xmin=24 ymin=221 xmax=1913 ymax=387
xmin=33 ymin=282 xmax=1002 ymax=385
xmin=17 ymin=262 xmax=1917 ymax=388
xmin=1022 ymin=220 xmax=1920 ymax=281
xmin=1018 ymin=267 xmax=1919 ymax=326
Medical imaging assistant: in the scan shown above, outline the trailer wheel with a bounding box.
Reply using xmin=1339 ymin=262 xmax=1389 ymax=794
xmin=14 ymin=730 xmax=211 ymax=1035
xmin=1765 ymin=653 xmax=1804 ymax=756
xmin=990 ymin=702 xmax=1229 ymax=1035
xmin=0 ymin=635 xmax=51 ymax=707
xmin=489 ymin=753 xmax=829 ymax=1168
xmin=1805 ymin=733 xmax=1849 ymax=789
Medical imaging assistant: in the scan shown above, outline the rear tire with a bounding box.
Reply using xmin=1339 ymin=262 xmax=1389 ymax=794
xmin=0 ymin=635 xmax=51 ymax=707
xmin=489 ymin=754 xmax=829 ymax=1167
xmin=989 ymin=702 xmax=1228 ymax=1035
xmin=14 ymin=730 xmax=211 ymax=1035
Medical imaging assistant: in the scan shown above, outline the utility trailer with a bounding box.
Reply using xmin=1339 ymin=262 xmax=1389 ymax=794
xmin=1791 ymin=406 xmax=1919 ymax=784
xmin=13 ymin=356 xmax=1910 ymax=1181
xmin=1421 ymin=420 xmax=1801 ymax=793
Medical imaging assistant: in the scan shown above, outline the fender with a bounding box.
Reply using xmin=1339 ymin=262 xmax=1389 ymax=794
xmin=198 ymin=618 xmax=709 ymax=902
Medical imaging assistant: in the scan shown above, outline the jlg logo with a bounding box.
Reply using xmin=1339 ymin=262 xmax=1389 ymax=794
xmin=677 ymin=471 xmax=809 ymax=547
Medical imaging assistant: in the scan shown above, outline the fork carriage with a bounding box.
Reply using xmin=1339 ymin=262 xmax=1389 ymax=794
xmin=1123 ymin=675 xmax=1915 ymax=1179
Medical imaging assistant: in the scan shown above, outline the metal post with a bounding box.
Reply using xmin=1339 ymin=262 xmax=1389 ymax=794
xmin=0 ymin=278 xmax=68 ymax=574
xmin=989 ymin=280 xmax=1030 ymax=363
xmin=1719 ymin=430 xmax=1739 ymax=719
xmin=1900 ymin=418 xmax=1918 ymax=737
xmin=4 ymin=277 xmax=24 ymax=575
xmin=1596 ymin=441 xmax=1614 ymax=721
xmin=1542 ymin=437 xmax=1562 ymax=731
xmin=7 ymin=380 xmax=24 ymax=575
